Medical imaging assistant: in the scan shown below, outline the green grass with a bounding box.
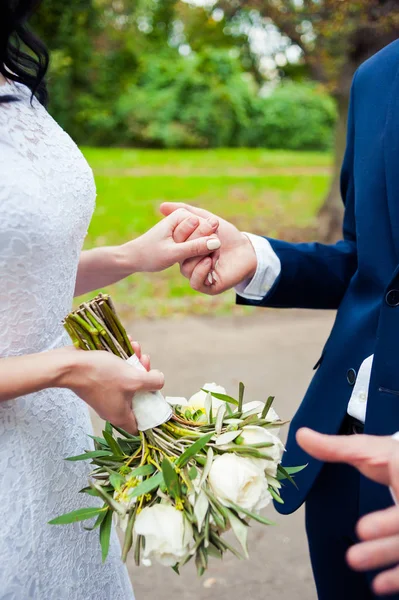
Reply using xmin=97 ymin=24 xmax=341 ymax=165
xmin=80 ymin=148 xmax=332 ymax=318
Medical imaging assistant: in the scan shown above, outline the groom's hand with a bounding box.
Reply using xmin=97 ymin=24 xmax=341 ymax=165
xmin=296 ymin=428 xmax=399 ymax=486
xmin=160 ymin=202 xmax=257 ymax=295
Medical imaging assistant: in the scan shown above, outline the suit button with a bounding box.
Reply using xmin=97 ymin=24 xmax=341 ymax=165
xmin=347 ymin=368 xmax=357 ymax=385
xmin=386 ymin=289 xmax=399 ymax=307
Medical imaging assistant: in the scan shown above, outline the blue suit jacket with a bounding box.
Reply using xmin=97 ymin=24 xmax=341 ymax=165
xmin=238 ymin=39 xmax=399 ymax=516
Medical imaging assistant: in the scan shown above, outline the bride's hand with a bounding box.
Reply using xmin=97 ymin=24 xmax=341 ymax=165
xmin=56 ymin=346 xmax=164 ymax=435
xmin=122 ymin=208 xmax=221 ymax=273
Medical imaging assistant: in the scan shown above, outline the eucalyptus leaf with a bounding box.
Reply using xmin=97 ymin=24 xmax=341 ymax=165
xmin=100 ymin=509 xmax=113 ymax=562
xmin=66 ymin=450 xmax=113 ymax=462
xmin=214 ymin=430 xmax=242 ymax=446
xmin=261 ymin=396 xmax=275 ymax=420
xmin=48 ymin=506 xmax=106 ymax=525
xmin=199 ymin=447 xmax=214 ymax=487
xmin=176 ymin=432 xmax=214 ymax=468
xmin=161 ymin=458 xmax=181 ymax=499
xmin=238 ymin=382 xmax=245 ymax=412
xmin=128 ymin=472 xmax=164 ymax=499
xmin=103 ymin=430 xmax=124 ymax=457
xmin=202 ymin=390 xmax=238 ymax=406
xmin=215 ymin=404 xmax=226 ymax=435
xmin=194 ymin=490 xmax=209 ymax=531
xmin=225 ymin=508 xmax=249 ymax=559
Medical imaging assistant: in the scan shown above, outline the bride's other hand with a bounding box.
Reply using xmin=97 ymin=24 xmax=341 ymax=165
xmin=122 ymin=208 xmax=221 ymax=273
xmin=56 ymin=347 xmax=164 ymax=435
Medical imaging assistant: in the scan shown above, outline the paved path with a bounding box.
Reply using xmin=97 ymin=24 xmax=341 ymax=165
xmin=91 ymin=309 xmax=336 ymax=600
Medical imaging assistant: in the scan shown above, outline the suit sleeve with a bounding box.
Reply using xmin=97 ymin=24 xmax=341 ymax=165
xmin=237 ymin=73 xmax=358 ymax=310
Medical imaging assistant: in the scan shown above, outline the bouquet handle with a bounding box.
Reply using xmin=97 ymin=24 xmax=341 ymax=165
xmin=126 ymin=355 xmax=172 ymax=431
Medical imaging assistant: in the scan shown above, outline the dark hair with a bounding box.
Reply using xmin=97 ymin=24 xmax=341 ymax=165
xmin=0 ymin=0 xmax=49 ymax=105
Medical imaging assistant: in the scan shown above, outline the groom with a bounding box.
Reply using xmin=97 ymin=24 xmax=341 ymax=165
xmin=161 ymin=38 xmax=399 ymax=599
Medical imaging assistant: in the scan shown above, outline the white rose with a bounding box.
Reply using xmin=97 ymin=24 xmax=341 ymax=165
xmin=134 ymin=504 xmax=194 ymax=567
xmin=238 ymin=426 xmax=285 ymax=477
xmin=188 ymin=383 xmax=228 ymax=411
xmin=208 ymin=453 xmax=272 ymax=513
xmin=242 ymin=401 xmax=281 ymax=435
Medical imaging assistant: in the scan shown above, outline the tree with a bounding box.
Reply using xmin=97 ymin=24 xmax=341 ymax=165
xmin=220 ymin=0 xmax=399 ymax=241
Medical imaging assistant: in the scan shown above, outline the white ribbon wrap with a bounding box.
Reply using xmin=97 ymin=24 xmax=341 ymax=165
xmin=126 ymin=354 xmax=172 ymax=431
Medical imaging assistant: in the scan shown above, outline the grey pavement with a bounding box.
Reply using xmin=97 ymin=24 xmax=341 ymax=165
xmin=91 ymin=309 xmax=336 ymax=600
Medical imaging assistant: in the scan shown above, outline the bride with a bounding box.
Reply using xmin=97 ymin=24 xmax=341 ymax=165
xmin=0 ymin=2 xmax=221 ymax=598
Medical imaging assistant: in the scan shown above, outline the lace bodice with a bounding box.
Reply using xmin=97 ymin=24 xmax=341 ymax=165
xmin=0 ymin=82 xmax=95 ymax=355
xmin=0 ymin=82 xmax=134 ymax=599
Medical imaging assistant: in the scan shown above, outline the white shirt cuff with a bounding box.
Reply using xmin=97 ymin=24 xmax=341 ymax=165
xmin=235 ymin=233 xmax=281 ymax=301
xmin=391 ymin=433 xmax=399 ymax=504
xmin=347 ymin=354 xmax=374 ymax=424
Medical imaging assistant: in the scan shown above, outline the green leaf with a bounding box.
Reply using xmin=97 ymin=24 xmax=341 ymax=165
xmin=162 ymin=458 xmax=181 ymax=499
xmin=277 ymin=464 xmax=307 ymax=487
xmin=103 ymin=430 xmax=124 ymax=457
xmin=204 ymin=392 xmax=213 ymax=424
xmin=215 ymin=404 xmax=226 ymax=435
xmin=105 ymin=421 xmax=113 ymax=435
xmin=100 ymin=509 xmax=113 ymax=562
xmin=88 ymin=435 xmax=108 ymax=447
xmin=84 ymin=505 xmax=108 ymax=531
xmin=188 ymin=465 xmax=198 ymax=481
xmin=90 ymin=482 xmax=126 ymax=514
xmin=238 ymin=382 xmax=245 ymax=412
xmin=65 ymin=450 xmax=113 ymax=462
xmin=129 ymin=464 xmax=155 ymax=478
xmin=202 ymin=389 xmax=238 ymax=406
xmin=48 ymin=507 xmax=106 ymax=525
xmin=261 ymin=396 xmax=275 ymax=420
xmin=226 ymin=501 xmax=276 ymax=526
xmin=269 ymin=486 xmax=284 ymax=504
xmin=128 ymin=472 xmax=164 ymax=499
xmin=172 ymin=564 xmax=180 ymax=575
xmin=176 ymin=432 xmax=214 ymax=468
xmin=79 ymin=486 xmax=114 ymax=497
xmin=199 ymin=446 xmax=214 ymax=487
xmin=110 ymin=472 xmax=125 ymax=490
xmin=225 ymin=508 xmax=249 ymax=558
xmin=111 ymin=424 xmax=140 ymax=440
xmin=122 ymin=508 xmax=137 ymax=562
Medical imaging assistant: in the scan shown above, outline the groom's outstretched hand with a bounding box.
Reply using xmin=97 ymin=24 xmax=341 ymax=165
xmin=297 ymin=428 xmax=399 ymax=596
xmin=160 ymin=202 xmax=257 ymax=295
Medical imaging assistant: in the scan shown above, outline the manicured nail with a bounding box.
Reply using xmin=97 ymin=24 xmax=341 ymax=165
xmin=207 ymin=273 xmax=213 ymax=284
xmin=207 ymin=238 xmax=221 ymax=250
xmin=212 ymin=271 xmax=218 ymax=282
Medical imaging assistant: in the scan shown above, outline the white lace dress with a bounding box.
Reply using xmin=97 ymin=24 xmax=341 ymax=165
xmin=0 ymin=82 xmax=135 ymax=600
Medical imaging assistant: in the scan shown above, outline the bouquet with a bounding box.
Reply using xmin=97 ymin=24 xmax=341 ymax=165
xmin=50 ymin=294 xmax=304 ymax=575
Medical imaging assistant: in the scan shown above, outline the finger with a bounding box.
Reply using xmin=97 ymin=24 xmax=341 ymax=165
xmin=131 ymin=341 xmax=142 ymax=360
xmin=113 ymin=410 xmax=138 ymax=436
xmin=160 ymin=202 xmax=212 ymax=220
xmin=357 ymin=506 xmax=399 ymax=541
xmin=172 ymin=236 xmax=221 ymax=263
xmin=190 ymin=257 xmax=213 ymax=292
xmin=141 ymin=354 xmax=151 ymax=372
xmin=373 ymin=564 xmax=399 ymax=596
xmin=347 ymin=535 xmax=399 ymax=571
xmin=174 ymin=216 xmax=218 ymax=244
xmin=390 ymin=449 xmax=399 ymax=502
xmin=296 ymin=428 xmax=372 ymax=465
xmin=136 ymin=369 xmax=165 ymax=391
xmin=173 ymin=216 xmax=200 ymax=243
xmin=181 ymin=256 xmax=203 ymax=279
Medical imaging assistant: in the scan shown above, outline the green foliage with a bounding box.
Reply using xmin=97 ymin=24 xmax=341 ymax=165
xmin=247 ymin=83 xmax=337 ymax=151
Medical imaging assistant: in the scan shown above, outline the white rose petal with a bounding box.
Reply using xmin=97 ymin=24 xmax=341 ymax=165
xmin=188 ymin=383 xmax=228 ymax=411
xmin=134 ymin=504 xmax=194 ymax=567
xmin=208 ymin=454 xmax=272 ymax=513
xmin=239 ymin=426 xmax=285 ymax=477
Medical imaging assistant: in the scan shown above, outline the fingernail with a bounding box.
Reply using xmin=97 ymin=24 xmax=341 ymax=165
xmin=208 ymin=217 xmax=218 ymax=229
xmin=208 ymin=273 xmax=213 ymax=284
xmin=189 ymin=217 xmax=198 ymax=226
xmin=215 ymin=259 xmax=219 ymax=269
xmin=207 ymin=238 xmax=221 ymax=250
xmin=212 ymin=271 xmax=218 ymax=282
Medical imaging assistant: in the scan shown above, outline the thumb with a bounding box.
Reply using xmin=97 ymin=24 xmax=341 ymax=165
xmin=389 ymin=448 xmax=399 ymax=502
xmin=113 ymin=410 xmax=138 ymax=436
xmin=172 ymin=236 xmax=221 ymax=262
